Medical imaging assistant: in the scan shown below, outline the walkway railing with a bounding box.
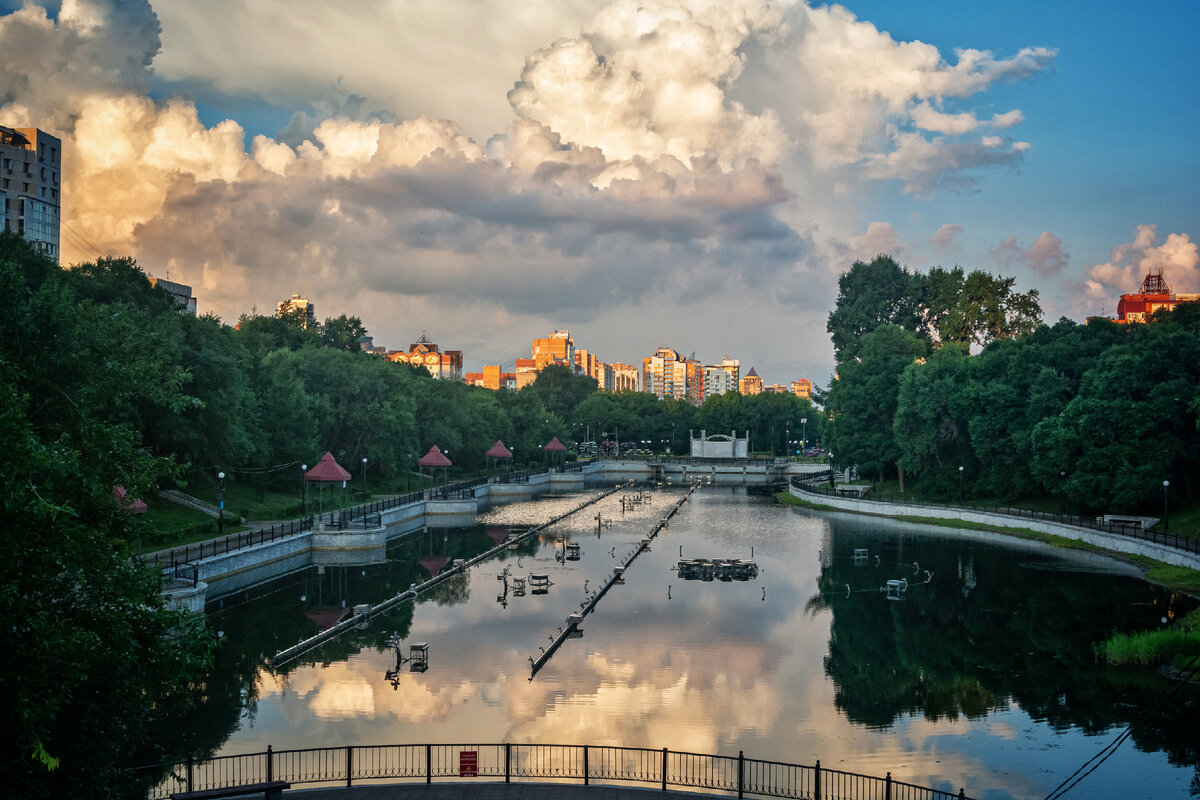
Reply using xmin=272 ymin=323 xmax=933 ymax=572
xmin=791 ymin=476 xmax=1200 ymax=555
xmin=146 ymin=476 xmax=507 ymax=575
xmin=144 ymin=743 xmax=970 ymax=800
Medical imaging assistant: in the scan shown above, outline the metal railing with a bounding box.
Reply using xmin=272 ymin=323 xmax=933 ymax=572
xmin=791 ymin=477 xmax=1200 ymax=555
xmin=146 ymin=475 xmax=509 ymax=573
xmin=144 ymin=743 xmax=970 ymax=800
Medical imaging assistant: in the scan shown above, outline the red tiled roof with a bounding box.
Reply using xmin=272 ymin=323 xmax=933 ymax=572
xmin=305 ymin=451 xmax=352 ymax=482
xmin=418 ymin=445 xmax=452 ymax=467
xmin=545 ymin=436 xmax=566 ymax=452
xmin=485 ymin=440 xmax=513 ymax=458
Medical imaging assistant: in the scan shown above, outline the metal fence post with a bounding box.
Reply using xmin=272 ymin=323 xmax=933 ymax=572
xmin=426 ymin=744 xmax=432 ymax=783
xmin=814 ymin=760 xmax=821 ymax=800
xmin=186 ymin=756 xmax=193 ymax=793
xmin=346 ymin=745 xmax=353 ymax=787
xmin=505 ymin=743 xmax=511 ymax=783
xmin=737 ymin=750 xmax=744 ymax=799
xmin=266 ymin=745 xmax=273 ymax=782
xmin=583 ymin=745 xmax=589 ymax=786
xmin=662 ymin=747 xmax=668 ymax=791
xmin=885 ymin=771 xmax=892 ymax=800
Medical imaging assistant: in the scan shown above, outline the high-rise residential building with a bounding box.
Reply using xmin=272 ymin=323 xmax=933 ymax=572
xmin=739 ymin=367 xmax=763 ymax=395
xmin=643 ymin=346 xmax=690 ymax=400
xmin=790 ymin=377 xmax=814 ymax=400
xmin=575 ymin=348 xmax=600 ymax=381
xmin=388 ymin=333 xmax=463 ymax=380
xmin=1 ymin=126 xmax=61 ymax=262
xmin=605 ymin=362 xmax=640 ymax=392
xmin=277 ymin=293 xmax=317 ymax=328
xmin=703 ymin=364 xmax=736 ymax=398
xmin=702 ymin=356 xmax=740 ymax=399
xmin=148 ymin=276 xmax=198 ymax=315
xmin=532 ymin=330 xmax=575 ymax=371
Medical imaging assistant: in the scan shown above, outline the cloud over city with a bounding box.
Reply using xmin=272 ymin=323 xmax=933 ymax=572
xmin=1 ymin=0 xmax=1194 ymax=380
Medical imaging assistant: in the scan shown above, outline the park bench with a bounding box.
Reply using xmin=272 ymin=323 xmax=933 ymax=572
xmin=170 ymin=780 xmax=289 ymax=800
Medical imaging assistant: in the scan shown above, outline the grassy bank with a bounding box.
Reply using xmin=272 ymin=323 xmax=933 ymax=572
xmin=775 ymin=490 xmax=1200 ymax=594
xmin=1097 ymin=609 xmax=1200 ymax=670
xmin=853 ymin=478 xmax=1200 ymax=543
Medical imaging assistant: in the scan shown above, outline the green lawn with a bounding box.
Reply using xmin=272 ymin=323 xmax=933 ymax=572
xmin=140 ymin=475 xmax=401 ymax=553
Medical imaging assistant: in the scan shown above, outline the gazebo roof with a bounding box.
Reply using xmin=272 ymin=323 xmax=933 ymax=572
xmin=485 ymin=440 xmax=513 ymax=459
xmin=418 ymin=556 xmax=451 ymax=577
xmin=545 ymin=436 xmax=566 ymax=452
xmin=418 ymin=445 xmax=452 ymax=467
xmin=306 ymin=451 xmax=352 ymax=482
xmin=113 ymin=485 xmax=147 ymax=514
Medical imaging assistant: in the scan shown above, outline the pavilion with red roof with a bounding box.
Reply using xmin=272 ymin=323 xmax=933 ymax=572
xmin=485 ymin=440 xmax=513 ymax=472
xmin=305 ymin=452 xmax=351 ymax=514
xmin=418 ymin=445 xmax=452 ymax=493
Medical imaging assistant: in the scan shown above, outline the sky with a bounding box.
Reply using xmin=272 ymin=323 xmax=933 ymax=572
xmin=1 ymin=0 xmax=1197 ymax=386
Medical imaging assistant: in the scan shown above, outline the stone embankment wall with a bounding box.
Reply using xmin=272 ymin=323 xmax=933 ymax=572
xmin=789 ymin=482 xmax=1200 ymax=571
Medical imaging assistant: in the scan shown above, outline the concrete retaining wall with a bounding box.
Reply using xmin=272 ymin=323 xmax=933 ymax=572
xmin=789 ymin=482 xmax=1200 ymax=570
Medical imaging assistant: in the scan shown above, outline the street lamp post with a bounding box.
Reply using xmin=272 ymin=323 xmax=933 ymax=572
xmin=1060 ymin=470 xmax=1066 ymax=516
xmin=801 ymin=418 xmax=808 ymax=453
xmin=1163 ymin=480 xmax=1170 ymax=534
xmin=958 ymin=465 xmax=964 ymax=504
xmin=301 ymin=464 xmax=308 ymax=517
xmin=362 ymin=457 xmax=368 ymax=499
xmin=217 ymin=470 xmax=225 ymax=537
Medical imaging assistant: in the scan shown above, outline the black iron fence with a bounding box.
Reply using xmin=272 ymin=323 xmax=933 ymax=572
xmin=144 ymin=743 xmax=970 ymax=800
xmin=791 ymin=477 xmax=1200 ymax=556
xmin=146 ymin=516 xmax=316 ymax=575
xmin=146 ymin=476 xmax=511 ymax=575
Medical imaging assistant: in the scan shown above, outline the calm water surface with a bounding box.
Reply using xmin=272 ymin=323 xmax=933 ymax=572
xmin=199 ymin=486 xmax=1200 ymax=799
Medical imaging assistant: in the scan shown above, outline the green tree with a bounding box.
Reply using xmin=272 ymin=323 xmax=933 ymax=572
xmin=827 ymin=255 xmax=925 ymax=362
xmin=1032 ymin=315 xmax=1200 ymax=510
xmin=894 ymin=343 xmax=973 ymax=492
xmin=825 ymin=325 xmax=929 ymax=485
xmin=527 ymin=363 xmax=597 ymax=420
xmin=0 ymin=233 xmax=214 ymax=796
xmin=319 ymin=314 xmax=369 ymax=352
xmin=929 ymin=267 xmax=1042 ymax=348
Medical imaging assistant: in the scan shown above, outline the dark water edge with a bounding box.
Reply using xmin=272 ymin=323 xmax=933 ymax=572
xmin=182 ymin=484 xmax=1200 ymax=799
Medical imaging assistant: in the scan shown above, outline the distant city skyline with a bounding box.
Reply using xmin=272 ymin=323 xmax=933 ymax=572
xmin=1 ymin=0 xmax=1195 ymax=384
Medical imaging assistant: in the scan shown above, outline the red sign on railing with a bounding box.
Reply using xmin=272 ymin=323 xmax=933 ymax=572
xmin=459 ymin=750 xmax=478 ymax=777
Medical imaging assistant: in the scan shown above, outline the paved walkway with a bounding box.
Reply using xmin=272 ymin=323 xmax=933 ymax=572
xmin=287 ymin=784 xmax=718 ymax=800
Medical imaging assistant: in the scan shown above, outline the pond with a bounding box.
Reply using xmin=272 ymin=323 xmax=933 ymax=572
xmin=195 ymin=485 xmax=1200 ymax=799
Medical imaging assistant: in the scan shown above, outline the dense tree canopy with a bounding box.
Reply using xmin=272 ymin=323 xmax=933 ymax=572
xmin=0 ymin=234 xmax=214 ymax=797
xmin=824 ymin=250 xmax=1200 ymax=511
xmin=828 ymin=255 xmax=1043 ymax=362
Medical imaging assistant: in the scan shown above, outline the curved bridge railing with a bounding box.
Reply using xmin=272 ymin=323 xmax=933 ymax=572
xmin=146 ymin=742 xmax=970 ymax=800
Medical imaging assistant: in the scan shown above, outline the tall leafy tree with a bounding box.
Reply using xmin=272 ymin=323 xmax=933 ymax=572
xmin=894 ymin=343 xmax=973 ymax=492
xmin=527 ymin=363 xmax=597 ymax=420
xmin=319 ymin=314 xmax=369 ymax=352
xmin=929 ymin=268 xmax=1042 ymax=348
xmin=0 ymin=234 xmax=214 ymax=796
xmin=825 ymin=324 xmax=929 ymax=484
xmin=827 ymin=255 xmax=925 ymax=362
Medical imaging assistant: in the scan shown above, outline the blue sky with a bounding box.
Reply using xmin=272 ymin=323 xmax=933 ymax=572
xmin=1 ymin=0 xmax=1197 ymax=382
